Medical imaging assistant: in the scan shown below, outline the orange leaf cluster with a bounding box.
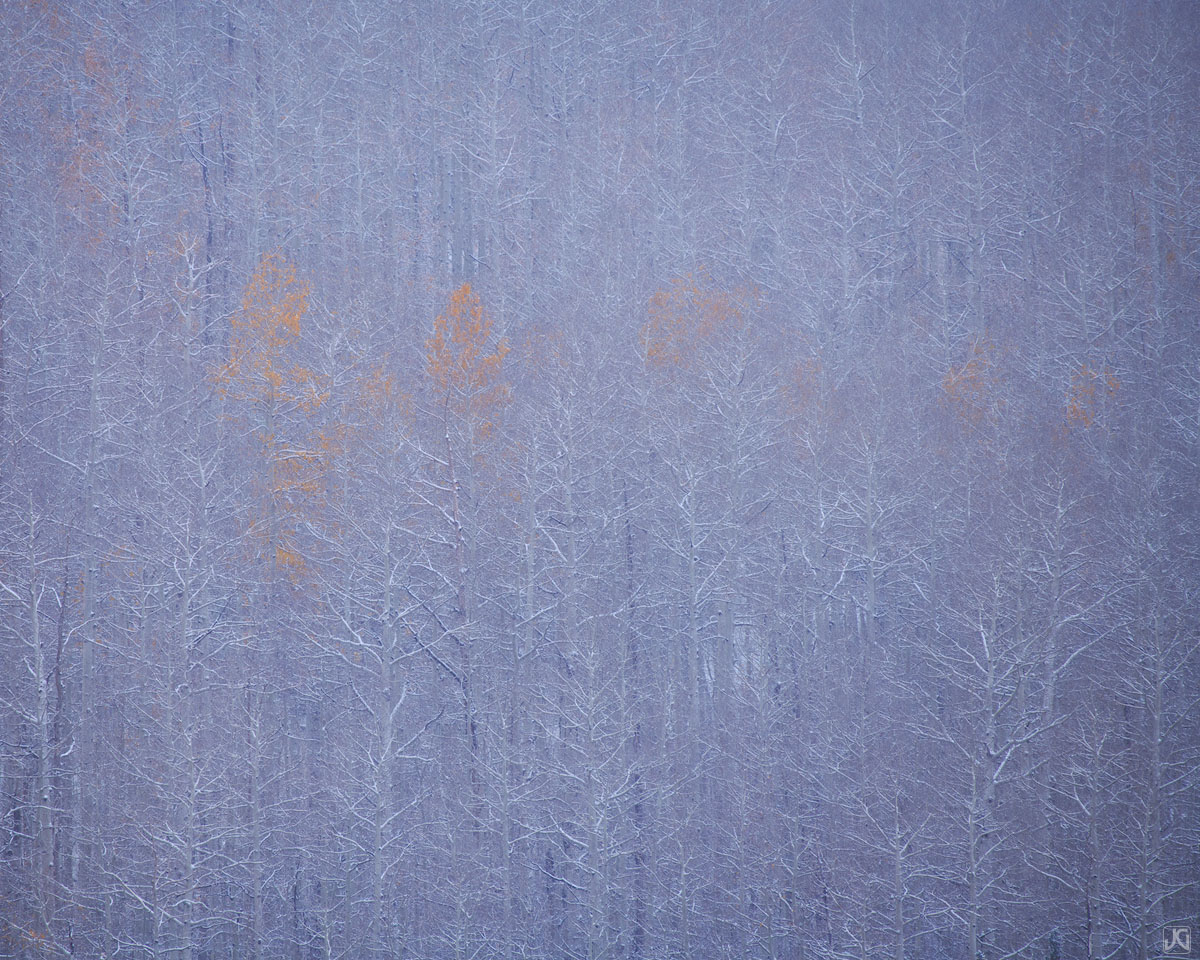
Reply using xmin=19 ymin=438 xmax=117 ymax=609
xmin=426 ymin=283 xmax=510 ymax=439
xmin=1066 ymin=363 xmax=1120 ymax=428
xmin=218 ymin=253 xmax=310 ymax=398
xmin=941 ymin=337 xmax=1002 ymax=428
xmin=641 ymin=271 xmax=755 ymax=368
xmin=356 ymin=363 xmax=411 ymax=425
xmin=215 ymin=255 xmax=331 ymax=584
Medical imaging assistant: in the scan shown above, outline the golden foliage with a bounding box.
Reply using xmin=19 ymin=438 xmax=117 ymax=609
xmin=356 ymin=362 xmax=411 ymax=426
xmin=1066 ymin=363 xmax=1120 ymax=428
xmin=50 ymin=23 xmax=167 ymax=248
xmin=426 ymin=283 xmax=510 ymax=438
xmin=215 ymin=255 xmax=330 ymax=585
xmin=218 ymin=254 xmax=311 ymax=401
xmin=641 ymin=271 xmax=758 ymax=368
xmin=941 ymin=337 xmax=1002 ymax=428
xmin=522 ymin=326 xmax=569 ymax=371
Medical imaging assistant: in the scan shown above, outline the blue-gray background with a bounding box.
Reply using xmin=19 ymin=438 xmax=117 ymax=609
xmin=1 ymin=2 xmax=1197 ymax=958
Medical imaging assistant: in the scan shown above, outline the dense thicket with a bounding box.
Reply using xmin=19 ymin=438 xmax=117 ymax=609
xmin=1 ymin=2 xmax=1198 ymax=958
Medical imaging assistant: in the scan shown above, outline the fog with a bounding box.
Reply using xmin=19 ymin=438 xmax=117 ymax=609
xmin=1 ymin=2 xmax=1198 ymax=958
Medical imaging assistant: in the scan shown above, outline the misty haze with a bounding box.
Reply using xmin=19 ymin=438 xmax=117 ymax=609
xmin=1 ymin=2 xmax=1197 ymax=959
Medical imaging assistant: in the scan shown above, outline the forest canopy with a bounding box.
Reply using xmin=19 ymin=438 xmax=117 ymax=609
xmin=1 ymin=2 xmax=1197 ymax=959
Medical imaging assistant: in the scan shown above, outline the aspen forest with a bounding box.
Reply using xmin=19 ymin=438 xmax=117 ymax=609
xmin=1 ymin=2 xmax=1198 ymax=958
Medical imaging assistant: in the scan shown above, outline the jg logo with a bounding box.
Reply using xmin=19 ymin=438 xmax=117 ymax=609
xmin=1164 ymin=926 xmax=1191 ymax=955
